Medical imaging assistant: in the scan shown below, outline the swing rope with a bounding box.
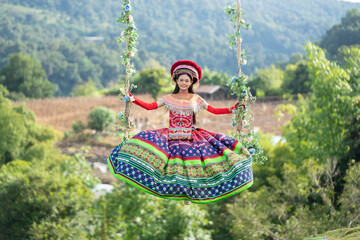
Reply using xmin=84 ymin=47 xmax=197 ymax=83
xmin=124 ymin=31 xmax=131 ymax=140
xmin=226 ymin=1 xmax=266 ymax=163
xmin=117 ymin=0 xmax=138 ymax=141
xmin=236 ymin=0 xmax=243 ymax=140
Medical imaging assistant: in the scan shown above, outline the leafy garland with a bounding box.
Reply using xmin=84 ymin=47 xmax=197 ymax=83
xmin=118 ymin=1 xmax=138 ymax=75
xmin=225 ymin=3 xmax=267 ymax=164
xmin=114 ymin=0 xmax=138 ymax=141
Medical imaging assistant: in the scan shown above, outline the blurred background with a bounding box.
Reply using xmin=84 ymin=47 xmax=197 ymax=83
xmin=0 ymin=0 xmax=359 ymax=239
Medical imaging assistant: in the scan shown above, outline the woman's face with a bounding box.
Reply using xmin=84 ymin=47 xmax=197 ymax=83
xmin=176 ymin=74 xmax=193 ymax=92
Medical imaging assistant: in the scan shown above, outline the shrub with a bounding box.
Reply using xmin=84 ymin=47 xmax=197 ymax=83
xmin=72 ymin=120 xmax=86 ymax=133
xmin=87 ymin=106 xmax=116 ymax=131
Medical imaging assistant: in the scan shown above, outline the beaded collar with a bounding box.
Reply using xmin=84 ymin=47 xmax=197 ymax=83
xmin=160 ymin=94 xmax=207 ymax=114
xmin=173 ymin=93 xmax=193 ymax=100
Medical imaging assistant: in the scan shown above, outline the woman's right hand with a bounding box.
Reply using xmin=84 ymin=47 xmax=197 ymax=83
xmin=119 ymin=88 xmax=135 ymax=102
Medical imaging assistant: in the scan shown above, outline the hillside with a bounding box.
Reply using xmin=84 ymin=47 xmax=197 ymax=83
xmin=1 ymin=0 xmax=359 ymax=95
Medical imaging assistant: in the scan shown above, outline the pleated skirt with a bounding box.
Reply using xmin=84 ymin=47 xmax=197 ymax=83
xmin=108 ymin=128 xmax=253 ymax=204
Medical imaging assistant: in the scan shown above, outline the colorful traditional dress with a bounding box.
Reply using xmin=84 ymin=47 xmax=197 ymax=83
xmin=107 ymin=93 xmax=253 ymax=204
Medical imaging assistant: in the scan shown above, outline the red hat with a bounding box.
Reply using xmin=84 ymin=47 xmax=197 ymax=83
xmin=170 ymin=60 xmax=202 ymax=89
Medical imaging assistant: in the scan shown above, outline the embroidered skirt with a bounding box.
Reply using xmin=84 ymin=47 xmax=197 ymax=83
xmin=107 ymin=128 xmax=253 ymax=204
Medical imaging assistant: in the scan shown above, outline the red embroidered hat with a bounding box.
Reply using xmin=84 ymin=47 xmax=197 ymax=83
xmin=170 ymin=60 xmax=202 ymax=89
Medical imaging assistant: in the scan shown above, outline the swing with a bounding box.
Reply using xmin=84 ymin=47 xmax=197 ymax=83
xmin=107 ymin=0 xmax=256 ymax=204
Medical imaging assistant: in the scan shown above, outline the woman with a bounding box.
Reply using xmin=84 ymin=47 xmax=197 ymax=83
xmin=108 ymin=60 xmax=253 ymax=204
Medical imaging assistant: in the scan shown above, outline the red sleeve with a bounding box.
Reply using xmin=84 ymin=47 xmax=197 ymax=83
xmin=133 ymin=96 xmax=158 ymax=110
xmin=206 ymin=105 xmax=234 ymax=115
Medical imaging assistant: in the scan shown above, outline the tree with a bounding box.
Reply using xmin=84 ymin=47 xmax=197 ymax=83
xmin=275 ymin=53 xmax=307 ymax=70
xmin=0 ymin=91 xmax=98 ymax=239
xmin=90 ymin=183 xmax=211 ymax=240
xmin=229 ymin=44 xmax=359 ymax=239
xmin=248 ymin=65 xmax=284 ymax=96
xmin=0 ymin=53 xmax=55 ymax=98
xmin=228 ymin=156 xmax=336 ymax=240
xmin=132 ymin=68 xmax=168 ymax=100
xmin=71 ymin=78 xmax=101 ymax=97
xmin=281 ymin=43 xmax=359 ymax=227
xmin=200 ymin=67 xmax=229 ymax=86
xmin=282 ymin=60 xmax=311 ymax=94
xmin=0 ymin=90 xmax=61 ymax=165
xmin=319 ymin=8 xmax=360 ymax=58
xmin=284 ymin=43 xmax=354 ymax=163
xmin=0 ymin=153 xmax=97 ymax=240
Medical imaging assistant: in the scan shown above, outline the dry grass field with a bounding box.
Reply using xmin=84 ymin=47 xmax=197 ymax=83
xmin=17 ymin=94 xmax=292 ymax=136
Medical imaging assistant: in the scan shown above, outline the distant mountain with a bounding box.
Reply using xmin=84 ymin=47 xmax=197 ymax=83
xmin=0 ymin=0 xmax=359 ymax=95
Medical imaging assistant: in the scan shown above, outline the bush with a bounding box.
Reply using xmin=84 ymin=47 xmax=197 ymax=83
xmin=87 ymin=106 xmax=116 ymax=131
xmin=72 ymin=120 xmax=86 ymax=133
xmin=0 ymin=103 xmax=28 ymax=165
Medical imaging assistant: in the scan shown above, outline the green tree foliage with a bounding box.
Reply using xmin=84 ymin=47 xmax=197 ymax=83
xmin=229 ymin=156 xmax=337 ymax=240
xmin=0 ymin=86 xmax=213 ymax=239
xmin=338 ymin=162 xmax=360 ymax=228
xmin=226 ymin=134 xmax=352 ymax=239
xmin=329 ymin=46 xmax=360 ymax=195
xmin=87 ymin=106 xmax=116 ymax=131
xmin=71 ymin=120 xmax=86 ymax=134
xmin=282 ymin=60 xmax=311 ymax=94
xmin=284 ymin=43 xmax=354 ymax=163
xmin=132 ymin=67 xmax=168 ymax=99
xmin=0 ymin=53 xmax=55 ymax=99
xmin=0 ymin=92 xmax=61 ymax=165
xmin=0 ymin=92 xmax=99 ymax=239
xmin=71 ymin=78 xmax=101 ymax=97
xmin=319 ymin=8 xmax=360 ymax=58
xmin=0 ymin=0 xmax=358 ymax=96
xmin=0 ymin=102 xmax=28 ymax=164
xmin=279 ymin=43 xmax=359 ymax=225
xmin=0 ymin=84 xmax=10 ymax=105
xmin=226 ymin=44 xmax=359 ymax=239
xmin=248 ymin=65 xmax=284 ymax=96
xmin=275 ymin=52 xmax=307 ymax=70
xmin=0 ymin=154 xmax=98 ymax=239
xmin=0 ymin=88 xmax=62 ymax=166
xmin=251 ymin=134 xmax=295 ymax=190
xmin=90 ymin=184 xmax=211 ymax=240
xmin=201 ymin=67 xmax=229 ymax=86
xmin=39 ymin=39 xmax=122 ymax=96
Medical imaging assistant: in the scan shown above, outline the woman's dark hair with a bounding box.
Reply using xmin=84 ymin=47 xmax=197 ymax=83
xmin=172 ymin=73 xmax=198 ymax=124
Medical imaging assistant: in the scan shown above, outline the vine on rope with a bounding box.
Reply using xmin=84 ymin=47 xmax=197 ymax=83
xmin=225 ymin=4 xmax=250 ymax=49
xmin=225 ymin=3 xmax=267 ymax=164
xmin=114 ymin=0 xmax=138 ymax=141
xmin=118 ymin=1 xmax=138 ymax=75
